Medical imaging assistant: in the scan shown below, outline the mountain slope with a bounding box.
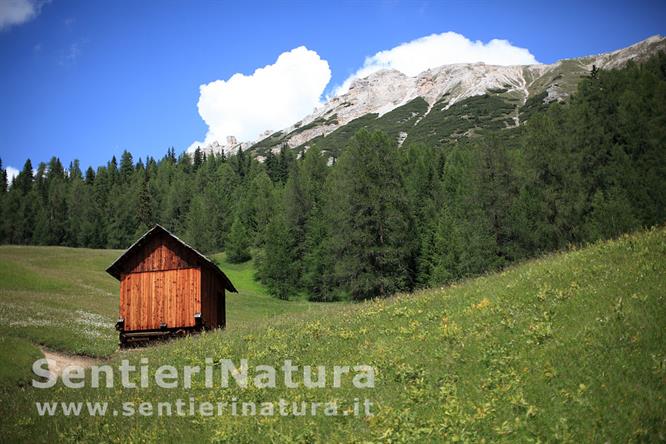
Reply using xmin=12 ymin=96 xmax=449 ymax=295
xmin=2 ymin=227 xmax=665 ymax=441
xmin=0 ymin=246 xmax=320 ymax=385
xmin=237 ymin=35 xmax=666 ymax=158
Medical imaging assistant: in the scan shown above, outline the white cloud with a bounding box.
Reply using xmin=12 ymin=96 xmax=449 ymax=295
xmin=5 ymin=166 xmax=19 ymax=184
xmin=0 ymin=0 xmax=46 ymax=31
xmin=333 ymin=32 xmax=539 ymax=95
xmin=188 ymin=46 xmax=331 ymax=151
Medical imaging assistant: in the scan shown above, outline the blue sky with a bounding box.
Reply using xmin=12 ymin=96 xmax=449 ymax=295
xmin=1 ymin=0 xmax=665 ymax=176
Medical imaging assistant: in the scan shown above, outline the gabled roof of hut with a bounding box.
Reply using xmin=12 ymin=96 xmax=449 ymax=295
xmin=106 ymin=224 xmax=238 ymax=293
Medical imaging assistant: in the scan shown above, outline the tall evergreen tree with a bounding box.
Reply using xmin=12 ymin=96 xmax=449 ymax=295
xmin=185 ymin=195 xmax=214 ymax=253
xmin=16 ymin=159 xmax=34 ymax=195
xmin=137 ymin=177 xmax=154 ymax=233
xmin=0 ymin=158 xmax=7 ymax=194
xmin=192 ymin=148 xmax=204 ymax=171
xmin=84 ymin=166 xmax=95 ymax=185
xmin=401 ymin=143 xmax=442 ymax=287
xmin=226 ymin=214 xmax=251 ymax=263
xmin=259 ymin=201 xmax=298 ymax=300
xmin=108 ymin=156 xmax=118 ymax=185
xmin=248 ymin=171 xmax=275 ymax=247
xmin=326 ymin=130 xmax=410 ymax=300
xmin=119 ymin=151 xmax=134 ymax=184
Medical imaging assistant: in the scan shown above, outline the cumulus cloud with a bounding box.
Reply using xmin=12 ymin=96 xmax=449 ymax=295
xmin=188 ymin=46 xmax=331 ymax=151
xmin=333 ymin=32 xmax=539 ymax=95
xmin=5 ymin=166 xmax=20 ymax=184
xmin=0 ymin=0 xmax=47 ymax=31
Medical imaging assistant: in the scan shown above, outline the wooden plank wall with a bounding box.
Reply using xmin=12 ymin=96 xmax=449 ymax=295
xmin=200 ymin=267 xmax=225 ymax=329
xmin=124 ymin=235 xmax=198 ymax=274
xmin=120 ymin=268 xmax=201 ymax=331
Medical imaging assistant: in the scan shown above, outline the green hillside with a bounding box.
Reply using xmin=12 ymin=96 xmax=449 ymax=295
xmin=0 ymin=246 xmax=320 ymax=385
xmin=1 ymin=227 xmax=664 ymax=442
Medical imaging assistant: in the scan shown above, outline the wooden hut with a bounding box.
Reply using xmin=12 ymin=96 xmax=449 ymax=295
xmin=106 ymin=224 xmax=237 ymax=346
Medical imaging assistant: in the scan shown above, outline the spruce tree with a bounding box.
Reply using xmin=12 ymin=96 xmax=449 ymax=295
xmin=108 ymin=156 xmax=118 ymax=185
xmin=65 ymin=174 xmax=87 ymax=246
xmin=192 ymin=147 xmax=203 ymax=171
xmin=431 ymin=143 xmax=504 ymax=283
xmin=185 ymin=195 xmax=214 ymax=253
xmin=84 ymin=167 xmax=95 ymax=185
xmin=0 ymin=158 xmax=7 ymax=194
xmin=16 ymin=159 xmax=33 ymax=195
xmin=226 ymin=214 xmax=251 ymax=263
xmin=137 ymin=178 xmax=154 ymax=233
xmin=260 ymin=205 xmax=297 ymax=300
xmin=401 ymin=143 xmax=441 ymax=287
xmin=327 ymin=129 xmax=410 ymax=300
xmin=119 ymin=151 xmax=134 ymax=184
xmin=301 ymin=203 xmax=335 ymax=301
xmin=248 ymin=171 xmax=274 ymax=247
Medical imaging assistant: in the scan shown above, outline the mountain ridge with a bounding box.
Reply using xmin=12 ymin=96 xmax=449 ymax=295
xmin=194 ymin=35 xmax=666 ymax=157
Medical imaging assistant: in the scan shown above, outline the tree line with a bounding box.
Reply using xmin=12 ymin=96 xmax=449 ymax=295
xmin=1 ymin=54 xmax=665 ymax=301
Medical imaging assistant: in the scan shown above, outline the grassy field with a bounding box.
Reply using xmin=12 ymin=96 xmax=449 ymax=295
xmin=0 ymin=245 xmax=120 ymax=380
xmin=0 ymin=246 xmax=320 ymax=386
xmin=0 ymin=227 xmax=664 ymax=441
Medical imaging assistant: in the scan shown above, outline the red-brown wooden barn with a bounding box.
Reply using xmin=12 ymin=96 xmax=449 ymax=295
xmin=106 ymin=224 xmax=237 ymax=346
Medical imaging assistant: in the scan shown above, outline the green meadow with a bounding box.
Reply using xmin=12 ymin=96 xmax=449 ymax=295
xmin=0 ymin=246 xmax=320 ymax=386
xmin=0 ymin=227 xmax=664 ymax=441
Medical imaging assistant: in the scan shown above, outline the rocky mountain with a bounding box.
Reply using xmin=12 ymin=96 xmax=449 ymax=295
xmin=199 ymin=35 xmax=666 ymax=158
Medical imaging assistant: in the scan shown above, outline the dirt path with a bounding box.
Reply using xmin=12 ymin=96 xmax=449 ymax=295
xmin=40 ymin=348 xmax=101 ymax=378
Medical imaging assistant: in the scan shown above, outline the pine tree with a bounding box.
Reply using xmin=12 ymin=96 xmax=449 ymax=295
xmin=431 ymin=143 xmax=503 ymax=283
xmin=208 ymin=162 xmax=240 ymax=248
xmin=282 ymin=163 xmax=308 ymax=281
xmin=161 ymin=167 xmax=192 ymax=236
xmin=193 ymin=148 xmax=203 ymax=171
xmin=69 ymin=160 xmax=82 ymax=181
xmin=185 ymin=195 xmax=214 ymax=253
xmin=276 ymin=145 xmax=293 ymax=184
xmin=265 ymin=150 xmax=278 ymax=182
xmin=119 ymin=151 xmax=134 ymax=184
xmin=84 ymin=167 xmax=95 ymax=185
xmin=16 ymin=159 xmax=33 ymax=195
xmin=137 ymin=177 xmax=154 ymax=233
xmin=226 ymin=214 xmax=251 ymax=263
xmin=65 ymin=173 xmax=87 ymax=246
xmin=401 ymin=143 xmax=441 ymax=287
xmin=0 ymin=158 xmax=7 ymax=194
xmin=248 ymin=171 xmax=274 ymax=247
xmin=166 ymin=147 xmax=177 ymax=164
xmin=301 ymin=203 xmax=335 ymax=301
xmin=518 ymin=107 xmax=585 ymax=252
xmin=300 ymin=146 xmax=328 ymax=209
xmin=108 ymin=156 xmax=118 ymax=185
xmin=326 ymin=129 xmax=410 ymax=300
xmin=232 ymin=147 xmax=250 ymax=179
xmin=475 ymin=135 xmax=520 ymax=262
xmin=260 ymin=206 xmax=296 ymax=300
